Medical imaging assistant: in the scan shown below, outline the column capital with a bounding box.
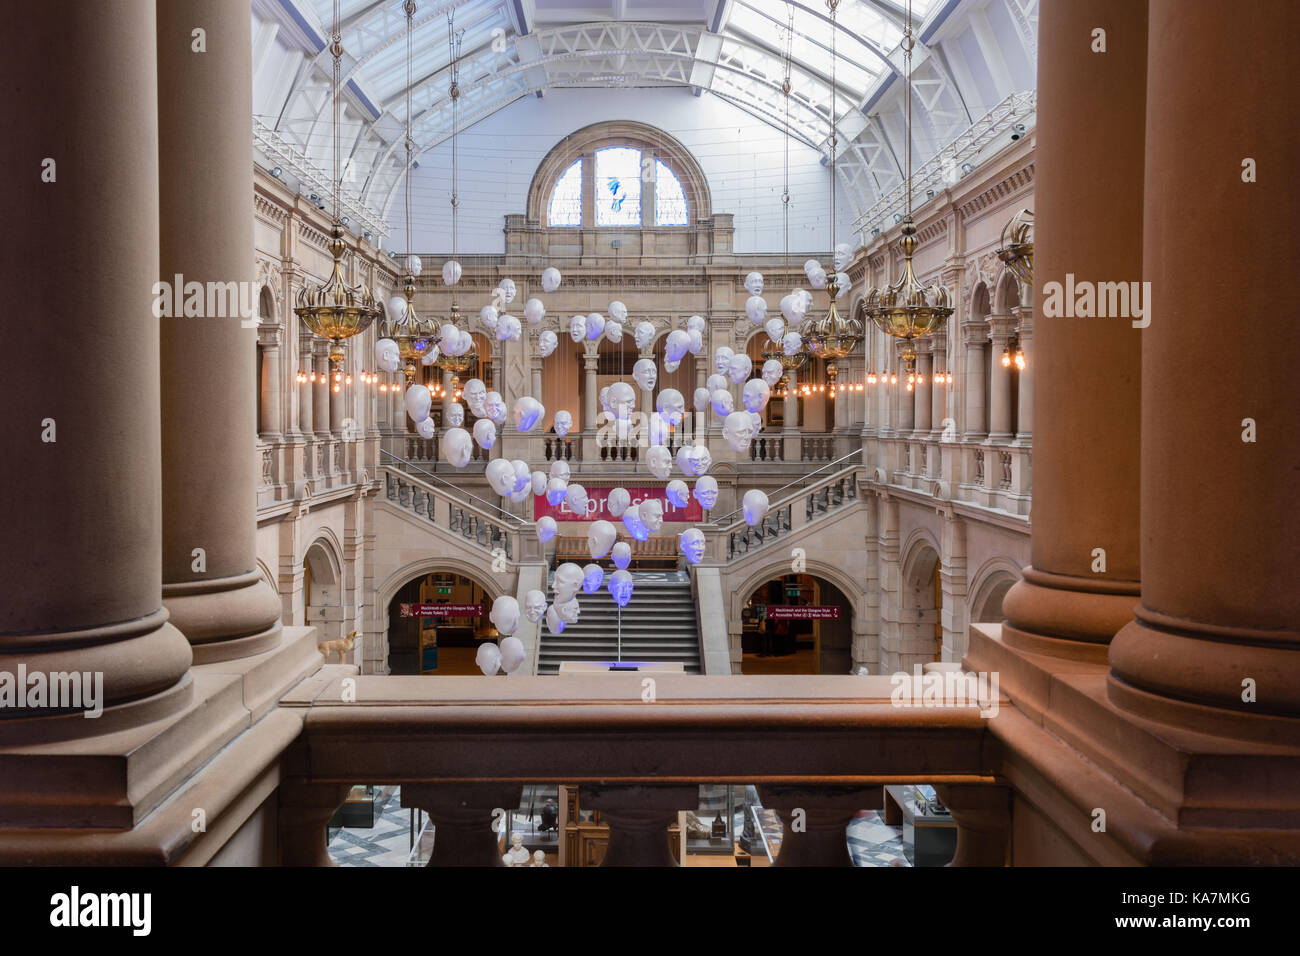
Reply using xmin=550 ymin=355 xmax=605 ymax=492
xmin=961 ymin=320 xmax=990 ymax=346
xmin=987 ymin=314 xmax=1018 ymax=342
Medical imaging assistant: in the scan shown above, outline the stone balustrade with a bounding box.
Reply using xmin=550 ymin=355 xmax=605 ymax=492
xmin=867 ymin=434 xmax=1031 ymax=516
xmin=277 ymin=674 xmax=1006 ymax=867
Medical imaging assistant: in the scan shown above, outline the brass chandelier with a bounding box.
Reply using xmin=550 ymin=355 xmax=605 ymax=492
xmin=799 ymin=0 xmax=862 ymax=363
xmin=863 ymin=0 xmax=952 ymax=375
xmin=377 ymin=0 xmax=436 ymax=387
xmin=996 ymin=208 xmax=1034 ymax=285
xmin=294 ymin=0 xmax=379 ymax=372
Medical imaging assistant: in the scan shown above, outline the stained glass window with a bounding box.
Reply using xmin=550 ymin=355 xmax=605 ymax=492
xmin=548 ymin=158 xmax=582 ymax=226
xmin=655 ymin=159 xmax=688 ymax=225
xmin=595 ymin=147 xmax=642 ymax=226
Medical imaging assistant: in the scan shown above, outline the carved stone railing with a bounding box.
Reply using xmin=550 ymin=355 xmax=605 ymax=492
xmin=749 ymin=436 xmax=784 ymax=462
xmin=864 ymin=434 xmax=1031 ymax=517
xmin=277 ymin=674 xmax=1006 ymax=867
xmin=379 ymin=458 xmax=525 ymax=562
xmin=544 ymin=436 xmax=577 ymax=461
xmin=800 ymin=435 xmax=833 ymax=462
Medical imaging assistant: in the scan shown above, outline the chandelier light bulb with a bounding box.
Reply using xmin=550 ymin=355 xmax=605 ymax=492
xmin=1015 ymin=349 xmax=1026 ymax=370
xmin=906 ymin=382 xmax=914 ymax=392
xmin=345 ymin=375 xmax=352 ymax=385
xmin=917 ymin=374 xmax=925 ymax=385
xmin=891 ymin=373 xmax=898 ymax=385
xmin=333 ymin=384 xmax=341 ymax=393
xmin=1002 ymin=348 xmax=1012 ymax=368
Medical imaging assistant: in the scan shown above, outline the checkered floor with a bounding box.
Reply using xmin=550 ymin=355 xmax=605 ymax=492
xmin=328 ymin=786 xmax=910 ymax=867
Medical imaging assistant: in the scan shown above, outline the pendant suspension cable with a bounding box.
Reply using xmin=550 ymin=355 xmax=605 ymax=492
xmin=905 ymin=0 xmax=913 ymax=221
xmin=828 ymin=0 xmax=837 ymax=258
xmin=448 ymin=12 xmax=462 ymax=287
xmin=331 ymin=0 xmax=342 ymax=226
xmin=404 ymin=1 xmax=414 ymax=262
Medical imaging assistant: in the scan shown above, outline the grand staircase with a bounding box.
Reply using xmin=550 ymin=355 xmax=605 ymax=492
xmin=537 ymin=571 xmax=702 ymax=675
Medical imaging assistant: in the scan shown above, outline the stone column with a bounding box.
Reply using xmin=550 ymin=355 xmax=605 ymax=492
xmin=896 ymin=344 xmax=915 ymax=435
xmin=930 ymin=340 xmax=947 ymax=439
xmin=581 ymin=346 xmax=600 ymax=459
xmin=639 ymin=346 xmax=654 ymax=416
xmin=1000 ymin=0 xmax=1145 ymax=649
xmin=961 ymin=321 xmax=987 ymax=441
xmin=314 ymin=347 xmax=331 ymax=439
xmin=1 ymin=0 xmax=193 ymax=725
xmin=1013 ymin=305 xmax=1032 ymax=444
xmin=298 ymin=336 xmax=315 ymax=435
xmin=329 ymin=363 xmax=344 ymax=435
xmin=259 ymin=327 xmax=283 ymax=439
xmin=914 ymin=348 xmax=933 ymax=436
xmin=986 ymin=315 xmax=1016 ymax=442
xmin=1109 ymin=0 xmax=1300 ymax=723
xmin=157 ymin=0 xmax=282 ymax=663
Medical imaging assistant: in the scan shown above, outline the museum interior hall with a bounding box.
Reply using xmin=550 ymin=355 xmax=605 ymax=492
xmin=1 ymin=0 xmax=1297 ymax=869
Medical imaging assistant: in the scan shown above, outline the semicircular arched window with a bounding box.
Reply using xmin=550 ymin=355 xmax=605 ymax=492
xmin=545 ymin=145 xmax=691 ymax=228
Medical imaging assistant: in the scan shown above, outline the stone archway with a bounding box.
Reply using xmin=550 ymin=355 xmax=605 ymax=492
xmin=735 ymin=571 xmax=855 ymax=675
xmin=380 ymin=565 xmax=503 ymax=675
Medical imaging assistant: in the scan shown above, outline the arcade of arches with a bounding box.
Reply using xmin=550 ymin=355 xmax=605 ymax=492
xmin=4 ymin=0 xmax=1297 ymax=872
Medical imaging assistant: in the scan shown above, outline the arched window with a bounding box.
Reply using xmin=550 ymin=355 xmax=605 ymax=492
xmin=539 ymin=127 xmax=701 ymax=228
xmin=548 ymin=158 xmax=583 ymax=227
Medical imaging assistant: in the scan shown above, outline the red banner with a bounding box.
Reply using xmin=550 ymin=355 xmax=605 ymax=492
xmin=399 ymin=603 xmax=484 ymax=618
xmin=762 ymin=605 xmax=841 ymax=620
xmin=533 ymin=486 xmax=703 ymax=522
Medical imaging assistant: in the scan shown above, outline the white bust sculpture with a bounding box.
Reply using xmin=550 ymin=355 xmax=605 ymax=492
xmin=646 ymin=445 xmax=672 ymax=480
xmin=706 ymin=373 xmax=727 ymax=394
xmin=607 ymin=487 xmax=632 ymax=518
xmin=582 ymin=563 xmax=605 ymax=594
xmin=443 ymin=427 xmax=472 ymax=467
xmin=565 ymin=483 xmax=589 ymax=518
xmin=727 ymin=353 xmax=753 ymax=385
xmin=442 ymin=259 xmax=462 ymax=286
xmin=608 ymin=300 xmax=628 ymax=321
xmin=514 ymin=396 xmax=545 ymax=432
xmin=743 ymin=378 xmax=771 ymax=413
xmin=496 ymin=314 xmax=522 ymax=342
xmin=531 ymin=470 xmax=548 ymax=497
xmin=476 ymin=641 xmax=502 ymax=676
xmin=622 ymin=506 xmax=649 ymax=541
xmin=568 ymin=315 xmax=586 ymax=343
xmin=553 ymin=563 xmax=583 ymax=602
xmin=546 ymin=477 xmax=568 ymax=507
xmin=406 ymin=254 xmax=423 ymax=277
xmin=655 ymin=389 xmax=686 ymax=426
xmin=762 ymin=359 xmax=784 ymax=388
xmin=742 ymin=489 xmax=771 ymax=526
xmin=833 ymin=242 xmax=854 ymax=273
xmin=710 ymin=389 xmax=734 ymax=418
xmin=463 ymin=379 xmax=487 ymax=416
xmin=585 ymin=313 xmax=605 ymax=341
xmin=485 ymin=391 xmax=507 ymax=425
xmin=553 ymin=409 xmax=573 ymax=436
xmin=744 ymin=271 xmax=764 ymax=296
xmin=415 ymin=417 xmax=436 ymax=440
xmin=693 ymin=475 xmax=718 ymax=510
xmin=375 ymin=338 xmax=400 ymax=372
xmin=611 ymin=541 xmax=632 ymax=570
xmin=496 ymin=277 xmax=517 ymax=304
xmin=782 ymin=331 xmax=803 ymax=356
xmin=634 ymin=321 xmax=655 ymax=350
xmin=723 ymin=411 xmax=757 ymax=452
xmin=512 ymin=460 xmax=531 ymax=494
xmin=524 ymin=298 xmax=546 ymax=325
xmin=665 ymin=480 xmax=690 ymax=508
xmin=542 ymin=266 xmax=562 ymax=293
xmin=693 ymin=386 xmax=711 ymax=412
xmin=680 ymin=528 xmax=706 ymax=565
xmin=445 ymin=402 xmax=465 ymax=427
xmin=604 ymin=320 xmax=623 ymax=343
xmin=664 ymin=329 xmax=691 ymax=363
xmin=388 ymin=295 xmax=408 ymax=324
xmin=677 ymin=444 xmax=712 ymax=477
xmin=486 ymin=458 xmax=517 ymax=496
xmin=608 ymin=570 xmax=635 ymax=607
xmin=555 ymin=596 xmax=581 ymax=625
xmin=473 ymin=418 xmax=497 ymax=450
xmin=549 ymin=460 xmax=570 ymax=482
xmin=687 ymin=328 xmax=704 ymax=355
xmin=639 ymin=498 xmax=664 ymax=534
xmin=746 ymin=295 xmax=767 ymax=322
xmin=479 ymin=305 xmax=498 ymax=334
xmin=713 ymin=346 xmax=734 ymax=376
xmin=808 ymin=266 xmax=828 ymax=290
xmin=536 ymin=515 xmax=558 ymax=543
xmin=546 ymin=604 xmax=565 ymax=635
xmin=765 ymin=317 xmax=786 ymax=344
xmin=504 ymin=832 xmax=529 ymax=866
xmin=608 ymin=382 xmax=636 ymax=420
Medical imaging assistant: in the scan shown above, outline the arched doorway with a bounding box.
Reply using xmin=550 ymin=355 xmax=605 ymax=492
xmin=900 ymin=540 xmax=943 ymax=666
xmin=970 ymin=569 xmax=1018 ymax=625
xmin=385 ymin=570 xmax=495 ymax=675
xmin=739 ymin=573 xmax=853 ymax=674
xmin=303 ymin=540 xmax=342 ymax=638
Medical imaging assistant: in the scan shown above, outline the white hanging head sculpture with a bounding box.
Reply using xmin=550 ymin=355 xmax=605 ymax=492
xmin=497 ymin=314 xmax=522 ymax=342
xmin=646 ymin=411 xmax=671 ymax=447
xmin=608 ymin=381 xmax=636 ymax=420
xmin=550 ymin=460 xmax=571 ymax=482
xmin=632 ymin=359 xmax=657 ymax=392
xmin=499 ymin=637 xmax=525 ymax=674
xmin=404 ymin=384 xmax=432 ymax=423
xmin=693 ymin=386 xmax=711 ymax=412
xmin=415 ymin=417 xmax=436 ymax=440
xmin=687 ymin=328 xmax=704 ymax=356
xmin=407 ymin=254 xmax=423 ymax=277
xmin=728 ymin=353 xmax=753 ymax=385
xmin=607 ymin=487 xmax=632 ymax=518
xmin=479 ymin=305 xmax=498 ymax=334
xmin=693 ymin=475 xmax=718 ymax=510
xmin=486 ymin=458 xmax=516 ymax=496
xmin=622 ymin=505 xmax=649 ymax=541
xmin=442 ymin=260 xmax=462 ymax=286
xmin=490 ymin=596 xmax=520 ymax=636
xmin=524 ymin=590 xmax=547 ymax=623
xmin=546 ymin=477 xmax=568 ymax=506
xmin=782 ymin=331 xmax=803 ymax=356
xmin=538 ymin=329 xmax=558 ymax=358
xmin=569 ymin=315 xmax=587 ymax=344
xmin=587 ymin=520 xmax=617 ymax=559
xmin=387 ymin=295 xmax=408 ymax=324
xmin=723 ymin=411 xmax=758 ymax=452
xmin=553 ymin=410 xmax=573 ymax=436
xmin=611 ymin=541 xmax=632 ymax=570
xmin=808 ymin=266 xmax=828 ymax=290
xmin=833 ymin=242 xmax=854 ymax=273
xmin=485 ymin=391 xmax=507 ymax=425
xmin=710 ymin=388 xmax=734 ymax=417
xmin=421 ymin=343 xmax=441 ymax=366
xmin=541 ymin=266 xmax=562 ymax=293
xmin=687 ymin=314 xmax=706 ymax=334
xmin=713 ymin=346 xmax=734 ymax=376
xmin=608 ymin=570 xmax=635 ymax=608
xmin=744 ymin=271 xmax=764 ymax=296
xmin=666 ymin=480 xmax=690 ymax=509
xmin=512 ymin=459 xmax=531 ymax=494
xmin=780 ymin=294 xmax=797 ymax=323
xmin=680 ymin=528 xmax=706 ymax=565
xmin=634 ymin=321 xmax=655 ymax=350
xmin=835 ymin=273 xmax=851 ymax=298
xmin=676 ymin=444 xmax=712 ymax=477
xmin=475 ymin=641 xmax=502 ymax=676
xmin=473 ymin=418 xmax=497 ymax=450
xmin=608 ymin=300 xmax=628 ymax=322
xmin=742 ymin=489 xmax=771 ymax=526
xmin=555 ymin=596 xmax=581 ymax=625
xmin=531 ymin=470 xmax=548 ymax=496
xmin=794 ymin=288 xmax=813 ymax=315
xmin=604 ymin=320 xmax=623 ymax=343
xmin=765 ymin=317 xmax=786 ymax=344
xmin=514 ymin=396 xmax=545 ymax=432
xmin=496 ymin=277 xmax=517 ymax=303
xmin=646 ymin=445 xmax=673 ymax=481
xmin=444 ymin=427 xmax=472 ymax=467
xmin=582 ymin=564 xmax=605 ymax=594
xmin=445 ymin=402 xmax=464 ymax=427
xmin=638 ymin=498 xmax=664 ymax=534
xmin=663 ymin=358 xmax=681 ymax=374
xmin=746 ymin=296 xmax=767 ymax=322
xmin=585 ymin=313 xmax=605 ymax=341
xmin=463 ymin=379 xmax=487 ymax=416
xmin=665 ymin=330 xmax=691 ymax=363
xmin=565 ymin=483 xmax=589 ymax=517
xmin=376 ymin=338 xmax=400 ymax=373
xmin=524 ymin=298 xmax=546 ymax=325
xmin=762 ymin=359 xmax=784 ymax=388
xmin=553 ymin=563 xmax=583 ymax=602
xmin=656 ymin=389 xmax=686 ymax=426
xmin=545 ymin=604 xmax=565 ymax=635
xmin=743 ymin=378 xmax=771 ymax=413
xmin=803 ymin=259 xmax=821 ymax=280
xmin=706 ymin=373 xmax=728 ymax=394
